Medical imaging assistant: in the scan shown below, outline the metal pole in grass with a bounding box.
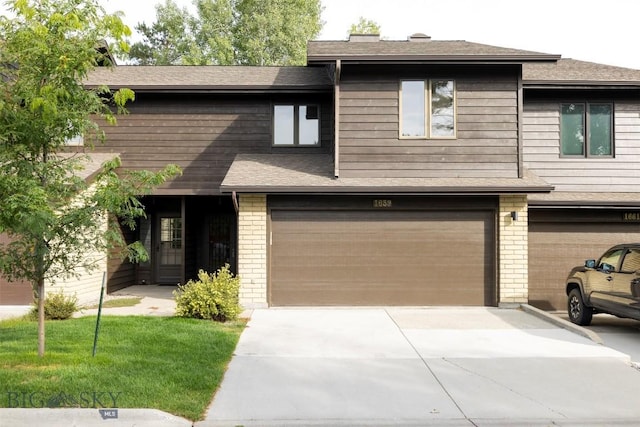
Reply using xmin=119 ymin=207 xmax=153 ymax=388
xmin=92 ymin=272 xmax=106 ymax=357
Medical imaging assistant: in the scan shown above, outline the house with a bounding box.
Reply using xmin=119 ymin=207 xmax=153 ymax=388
xmin=4 ymin=34 xmax=640 ymax=310
xmin=0 ymin=153 xmax=117 ymax=306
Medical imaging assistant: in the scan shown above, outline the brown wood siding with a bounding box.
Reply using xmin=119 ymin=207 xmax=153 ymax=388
xmin=270 ymin=207 xmax=496 ymax=306
xmin=528 ymin=209 xmax=640 ymax=310
xmin=94 ymin=94 xmax=333 ymax=195
xmin=106 ymin=220 xmax=137 ymax=293
xmin=338 ymin=67 xmax=519 ymax=179
xmin=523 ymin=102 xmax=640 ymax=192
xmin=0 ymin=233 xmax=33 ymax=305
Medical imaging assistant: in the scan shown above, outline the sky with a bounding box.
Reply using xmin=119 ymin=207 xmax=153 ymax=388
xmin=10 ymin=0 xmax=640 ymax=69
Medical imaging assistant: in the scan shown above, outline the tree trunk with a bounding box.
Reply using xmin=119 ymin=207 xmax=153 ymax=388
xmin=37 ymin=276 xmax=45 ymax=357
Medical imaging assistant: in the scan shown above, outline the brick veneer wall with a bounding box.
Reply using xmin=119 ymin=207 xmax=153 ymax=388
xmin=498 ymin=195 xmax=529 ymax=305
xmin=237 ymin=194 xmax=268 ymax=308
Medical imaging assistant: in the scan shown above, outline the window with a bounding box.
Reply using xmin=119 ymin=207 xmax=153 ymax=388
xmin=400 ymin=79 xmax=455 ymax=138
xmin=560 ymin=103 xmax=612 ymax=157
xmin=620 ymin=249 xmax=640 ymax=274
xmin=160 ymin=217 xmax=182 ymax=265
xmin=273 ymin=104 xmax=319 ymax=146
xmin=598 ymin=248 xmax=623 ymax=272
xmin=65 ymin=134 xmax=84 ymax=146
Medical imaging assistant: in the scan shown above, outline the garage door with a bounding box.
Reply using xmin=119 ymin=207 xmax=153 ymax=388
xmin=0 ymin=233 xmax=33 ymax=305
xmin=0 ymin=279 xmax=32 ymax=305
xmin=529 ymin=222 xmax=640 ymax=311
xmin=270 ymin=210 xmax=495 ymax=306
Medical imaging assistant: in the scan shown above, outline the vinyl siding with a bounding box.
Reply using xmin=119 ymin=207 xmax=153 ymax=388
xmin=523 ymin=102 xmax=640 ymax=192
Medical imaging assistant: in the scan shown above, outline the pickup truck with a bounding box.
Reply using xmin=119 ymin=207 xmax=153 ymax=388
xmin=566 ymin=243 xmax=640 ymax=326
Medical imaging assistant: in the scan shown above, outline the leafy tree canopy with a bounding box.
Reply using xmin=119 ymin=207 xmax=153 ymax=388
xmin=0 ymin=0 xmax=180 ymax=356
xmin=348 ymin=17 xmax=381 ymax=36
xmin=127 ymin=0 xmax=324 ymax=66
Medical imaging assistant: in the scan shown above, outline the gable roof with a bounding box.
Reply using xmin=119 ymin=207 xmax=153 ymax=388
xmin=523 ymin=59 xmax=640 ymax=86
xmin=308 ymin=39 xmax=560 ymax=63
xmin=84 ymin=66 xmax=332 ymax=92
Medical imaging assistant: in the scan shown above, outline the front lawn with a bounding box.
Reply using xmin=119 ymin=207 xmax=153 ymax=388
xmin=0 ymin=315 xmax=245 ymax=420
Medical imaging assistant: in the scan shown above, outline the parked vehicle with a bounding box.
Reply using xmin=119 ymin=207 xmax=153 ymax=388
xmin=566 ymin=244 xmax=640 ymax=325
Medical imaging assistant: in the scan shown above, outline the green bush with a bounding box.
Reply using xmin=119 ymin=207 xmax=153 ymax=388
xmin=29 ymin=291 xmax=78 ymax=320
xmin=173 ymin=264 xmax=241 ymax=322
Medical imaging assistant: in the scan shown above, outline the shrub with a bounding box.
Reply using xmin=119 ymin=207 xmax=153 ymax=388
xmin=29 ymin=291 xmax=78 ymax=320
xmin=174 ymin=264 xmax=241 ymax=322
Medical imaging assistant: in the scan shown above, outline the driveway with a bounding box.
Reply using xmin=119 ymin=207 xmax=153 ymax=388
xmin=553 ymin=311 xmax=640 ymax=364
xmin=201 ymin=307 xmax=640 ymax=427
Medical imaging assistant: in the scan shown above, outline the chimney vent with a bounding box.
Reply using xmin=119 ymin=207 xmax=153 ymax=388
xmin=408 ymin=33 xmax=431 ymax=42
xmin=348 ymin=34 xmax=380 ymax=42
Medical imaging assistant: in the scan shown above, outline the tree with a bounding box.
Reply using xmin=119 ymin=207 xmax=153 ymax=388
xmin=127 ymin=0 xmax=323 ymax=66
xmin=128 ymin=0 xmax=198 ymax=65
xmin=0 ymin=0 xmax=180 ymax=357
xmin=348 ymin=17 xmax=381 ymax=35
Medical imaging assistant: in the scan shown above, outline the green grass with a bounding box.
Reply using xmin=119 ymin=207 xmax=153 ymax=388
xmin=87 ymin=297 xmax=142 ymax=309
xmin=0 ymin=316 xmax=245 ymax=421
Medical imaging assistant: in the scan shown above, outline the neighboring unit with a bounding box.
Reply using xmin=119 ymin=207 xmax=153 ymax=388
xmin=2 ymin=34 xmax=640 ymax=310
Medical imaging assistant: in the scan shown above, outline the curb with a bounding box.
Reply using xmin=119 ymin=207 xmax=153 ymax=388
xmin=520 ymin=303 xmax=604 ymax=345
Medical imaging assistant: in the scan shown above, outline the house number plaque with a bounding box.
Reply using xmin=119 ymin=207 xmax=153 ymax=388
xmin=623 ymin=212 xmax=640 ymax=222
xmin=373 ymin=199 xmax=392 ymax=208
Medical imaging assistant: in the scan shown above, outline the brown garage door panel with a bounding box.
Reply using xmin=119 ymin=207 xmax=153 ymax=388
xmin=270 ymin=210 xmax=494 ymax=306
xmin=0 ymin=279 xmax=33 ymax=305
xmin=0 ymin=233 xmax=33 ymax=305
xmin=529 ymin=222 xmax=640 ymax=311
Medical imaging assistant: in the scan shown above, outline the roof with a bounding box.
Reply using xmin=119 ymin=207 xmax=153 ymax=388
xmin=523 ymin=59 xmax=640 ymax=86
xmin=84 ymin=66 xmax=333 ymax=92
xmin=57 ymin=152 xmax=119 ymax=182
xmin=220 ymin=154 xmax=553 ymax=194
xmin=307 ymin=39 xmax=560 ymax=63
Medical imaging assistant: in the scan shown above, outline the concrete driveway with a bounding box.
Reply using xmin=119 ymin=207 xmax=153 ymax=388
xmin=201 ymin=307 xmax=640 ymax=427
xmin=552 ymin=312 xmax=640 ymax=365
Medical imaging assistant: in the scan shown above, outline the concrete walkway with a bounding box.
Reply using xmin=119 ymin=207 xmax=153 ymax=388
xmin=0 ymin=285 xmax=178 ymax=320
xmin=75 ymin=285 xmax=178 ymax=317
xmin=201 ymin=307 xmax=640 ymax=427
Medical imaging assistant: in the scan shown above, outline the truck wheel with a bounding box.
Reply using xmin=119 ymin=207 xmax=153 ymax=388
xmin=568 ymin=288 xmax=593 ymax=326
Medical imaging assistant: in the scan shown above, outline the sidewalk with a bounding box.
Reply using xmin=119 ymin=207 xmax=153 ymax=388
xmin=0 ymin=285 xmax=178 ymax=321
xmin=75 ymin=285 xmax=178 ymax=317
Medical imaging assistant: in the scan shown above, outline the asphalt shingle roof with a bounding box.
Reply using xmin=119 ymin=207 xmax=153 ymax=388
xmin=58 ymin=152 xmax=119 ymax=182
xmin=84 ymin=66 xmax=333 ymax=90
xmin=307 ymin=39 xmax=559 ymax=62
xmin=220 ymin=154 xmax=553 ymax=193
xmin=523 ymin=59 xmax=640 ymax=85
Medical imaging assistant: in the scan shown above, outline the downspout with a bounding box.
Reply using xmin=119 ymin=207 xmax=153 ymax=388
xmin=334 ymin=59 xmax=341 ymax=178
xmin=517 ymin=65 xmax=524 ymax=178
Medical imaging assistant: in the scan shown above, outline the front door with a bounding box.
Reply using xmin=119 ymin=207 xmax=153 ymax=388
xmin=156 ymin=216 xmax=183 ymax=284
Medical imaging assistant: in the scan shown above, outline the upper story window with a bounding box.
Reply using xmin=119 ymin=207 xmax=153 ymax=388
xmin=65 ymin=134 xmax=84 ymax=146
xmin=560 ymin=103 xmax=613 ymax=157
xmin=273 ymin=104 xmax=319 ymax=146
xmin=400 ymin=79 xmax=455 ymax=139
